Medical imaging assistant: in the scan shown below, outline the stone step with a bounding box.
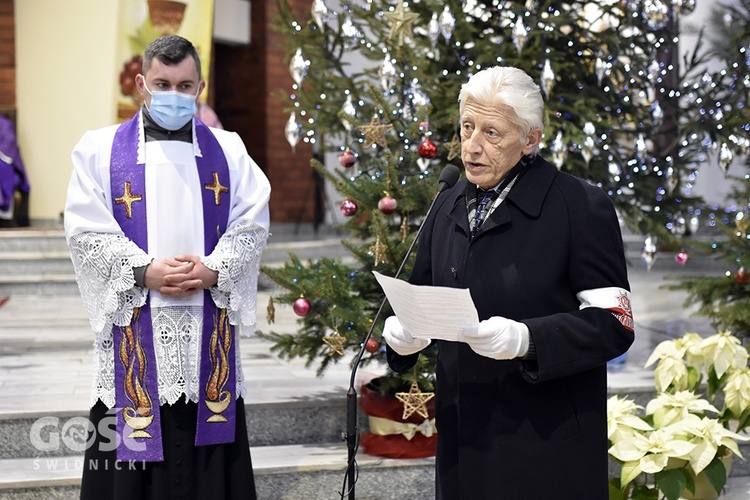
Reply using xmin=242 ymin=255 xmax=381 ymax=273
xmin=0 ymin=444 xmax=437 ymax=500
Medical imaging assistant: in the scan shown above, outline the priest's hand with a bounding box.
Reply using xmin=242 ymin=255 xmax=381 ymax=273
xmin=382 ymin=316 xmax=429 ymax=356
xmin=144 ymin=255 xmax=218 ymax=296
xmin=459 ymin=316 xmax=530 ymax=360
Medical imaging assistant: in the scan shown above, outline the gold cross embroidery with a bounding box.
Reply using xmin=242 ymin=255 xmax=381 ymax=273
xmin=115 ymin=181 xmax=142 ymax=218
xmin=205 ymin=172 xmax=229 ymax=205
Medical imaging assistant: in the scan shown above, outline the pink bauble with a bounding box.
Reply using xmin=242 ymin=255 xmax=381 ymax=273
xmin=365 ymin=338 xmax=380 ymax=353
xmin=338 ymin=150 xmax=357 ymax=168
xmin=340 ymin=199 xmax=358 ymax=217
xmin=378 ymin=196 xmax=398 ymax=215
xmin=675 ymin=251 xmax=690 ymax=266
xmin=293 ymin=297 xmax=311 ymax=316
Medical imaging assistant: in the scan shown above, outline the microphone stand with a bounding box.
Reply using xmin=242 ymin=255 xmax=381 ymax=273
xmin=341 ymin=165 xmax=459 ymax=499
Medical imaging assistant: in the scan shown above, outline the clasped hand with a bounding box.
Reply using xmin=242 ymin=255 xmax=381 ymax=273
xmin=144 ymin=255 xmax=218 ymax=297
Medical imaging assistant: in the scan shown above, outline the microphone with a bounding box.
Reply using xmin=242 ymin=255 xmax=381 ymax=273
xmin=341 ymin=164 xmax=461 ymax=500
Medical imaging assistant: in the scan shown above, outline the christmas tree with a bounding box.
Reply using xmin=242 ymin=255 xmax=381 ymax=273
xmin=665 ymin=0 xmax=750 ymax=339
xmin=258 ymin=0 xmax=750 ymax=393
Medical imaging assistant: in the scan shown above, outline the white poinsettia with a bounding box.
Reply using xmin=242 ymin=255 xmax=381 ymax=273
xmin=681 ymin=332 xmax=706 ymax=371
xmin=724 ymin=367 xmax=750 ymax=418
xmin=608 ymin=426 xmax=696 ymax=486
xmin=652 ymin=353 xmax=689 ymax=393
xmin=607 ymin=395 xmax=653 ymax=443
xmin=645 ymin=338 xmax=687 ymax=368
xmin=673 ymin=414 xmax=749 ymax=475
xmin=699 ymin=330 xmax=749 ymax=378
xmin=645 ymin=390 xmax=719 ymax=428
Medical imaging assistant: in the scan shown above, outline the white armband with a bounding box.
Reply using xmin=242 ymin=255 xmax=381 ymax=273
xmin=576 ymin=287 xmax=634 ymax=332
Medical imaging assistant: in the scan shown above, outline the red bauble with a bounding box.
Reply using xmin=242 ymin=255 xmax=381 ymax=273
xmin=340 ymin=199 xmax=358 ymax=216
xmin=675 ymin=251 xmax=690 ymax=265
xmin=378 ymin=196 xmax=398 ymax=214
xmin=293 ymin=297 xmax=311 ymax=316
xmin=365 ymin=338 xmax=380 ymax=353
xmin=338 ymin=149 xmax=357 ymax=168
xmin=418 ymin=136 xmax=438 ymax=159
xmin=735 ymin=267 xmax=749 ymax=285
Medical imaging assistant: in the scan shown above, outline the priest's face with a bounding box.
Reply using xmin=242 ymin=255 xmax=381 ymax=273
xmin=135 ymin=56 xmax=205 ymax=107
xmin=460 ymin=98 xmax=541 ymax=189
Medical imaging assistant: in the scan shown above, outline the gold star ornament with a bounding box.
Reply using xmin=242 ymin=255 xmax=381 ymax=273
xmin=395 ymin=381 xmax=434 ymax=420
xmin=358 ymin=115 xmax=393 ymax=149
xmin=446 ymin=134 xmax=462 ymax=161
xmin=384 ymin=2 xmax=420 ymax=47
xmin=323 ymin=331 xmax=347 ymax=356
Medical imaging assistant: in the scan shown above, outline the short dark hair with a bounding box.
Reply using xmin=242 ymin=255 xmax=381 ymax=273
xmin=142 ymin=35 xmax=202 ymax=79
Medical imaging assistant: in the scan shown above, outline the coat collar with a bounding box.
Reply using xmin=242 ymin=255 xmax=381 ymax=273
xmin=446 ymin=156 xmax=558 ymax=236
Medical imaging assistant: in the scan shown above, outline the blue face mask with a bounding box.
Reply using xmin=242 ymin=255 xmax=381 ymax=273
xmin=144 ymin=82 xmax=198 ymax=131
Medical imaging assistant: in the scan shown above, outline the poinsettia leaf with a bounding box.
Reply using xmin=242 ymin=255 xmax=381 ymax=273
xmin=608 ymin=478 xmax=626 ymax=500
xmin=632 ymin=484 xmax=659 ymax=500
xmin=702 ymin=457 xmax=728 ymax=495
xmin=687 ymin=366 xmax=700 ymax=391
xmin=655 ymin=468 xmax=688 ymax=500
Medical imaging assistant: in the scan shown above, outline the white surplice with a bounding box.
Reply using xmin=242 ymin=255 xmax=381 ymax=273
xmin=65 ymin=114 xmax=271 ymax=408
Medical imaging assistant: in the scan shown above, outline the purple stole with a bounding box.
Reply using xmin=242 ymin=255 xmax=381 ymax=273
xmin=109 ymin=112 xmax=237 ymax=461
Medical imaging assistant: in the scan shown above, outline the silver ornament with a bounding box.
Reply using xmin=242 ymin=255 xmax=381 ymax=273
xmin=689 ymin=215 xmax=700 ymax=235
xmin=671 ymin=212 xmax=687 ymax=236
xmin=643 ymin=0 xmax=670 ymax=30
xmin=311 ymin=0 xmax=328 ymax=29
xmin=651 ymin=101 xmax=663 ymax=130
xmin=635 ymin=133 xmax=648 ymax=161
xmin=340 ymin=95 xmax=356 ymax=132
xmin=642 ymin=235 xmax=658 ymax=271
xmin=513 ymin=17 xmax=527 ymax=54
xmin=723 ymin=10 xmax=733 ymax=29
xmin=341 ymin=13 xmax=361 ymax=49
xmin=428 ymin=13 xmax=440 ymax=49
xmin=378 ymin=53 xmax=396 ymax=93
xmin=289 ymin=48 xmax=309 ymax=86
xmin=540 ymin=59 xmax=555 ymax=98
xmin=285 ymin=112 xmax=302 ymax=151
xmin=595 ymin=57 xmax=607 ymax=85
xmin=719 ymin=143 xmax=733 ymax=174
xmin=672 ymin=0 xmax=696 ymax=16
xmin=438 ymin=6 xmax=455 ymax=43
xmin=551 ymin=130 xmax=567 ymax=169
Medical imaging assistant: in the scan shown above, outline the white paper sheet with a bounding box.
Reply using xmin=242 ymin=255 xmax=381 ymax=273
xmin=373 ymin=271 xmax=479 ymax=342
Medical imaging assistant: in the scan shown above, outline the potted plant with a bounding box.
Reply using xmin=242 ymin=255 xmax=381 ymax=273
xmin=608 ymin=331 xmax=750 ymax=499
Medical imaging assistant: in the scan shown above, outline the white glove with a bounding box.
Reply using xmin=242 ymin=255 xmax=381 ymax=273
xmin=382 ymin=316 xmax=430 ymax=356
xmin=459 ymin=316 xmax=530 ymax=360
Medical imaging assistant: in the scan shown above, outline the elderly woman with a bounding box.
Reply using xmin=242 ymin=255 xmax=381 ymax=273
xmin=384 ymin=66 xmax=634 ymax=499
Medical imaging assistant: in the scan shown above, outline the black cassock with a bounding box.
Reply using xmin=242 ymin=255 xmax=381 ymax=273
xmin=389 ymin=156 xmax=634 ymax=500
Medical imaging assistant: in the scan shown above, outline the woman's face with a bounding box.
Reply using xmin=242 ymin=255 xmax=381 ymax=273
xmin=460 ymin=98 xmax=540 ymax=189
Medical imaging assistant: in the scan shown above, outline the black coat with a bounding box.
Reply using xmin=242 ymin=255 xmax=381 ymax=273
xmin=388 ymin=156 xmax=634 ymax=500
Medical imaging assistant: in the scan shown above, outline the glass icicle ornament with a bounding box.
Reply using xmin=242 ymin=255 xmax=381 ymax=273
xmin=285 ymin=112 xmax=302 ymax=151
xmin=341 ymin=13 xmax=361 ymax=49
xmin=642 ymin=235 xmax=658 ymax=271
xmin=635 ymin=133 xmax=648 ymax=161
xmin=378 ymin=53 xmax=396 ymax=93
xmin=289 ymin=48 xmax=309 ymax=86
xmin=651 ymin=101 xmax=664 ymax=130
xmin=719 ymin=143 xmax=734 ymax=174
xmin=551 ymin=130 xmax=567 ymax=169
xmin=340 ymin=95 xmax=356 ymax=132
xmin=428 ymin=12 xmax=440 ymax=50
xmin=595 ymin=57 xmax=607 ymax=85
xmin=513 ymin=17 xmax=527 ymax=55
xmin=541 ymin=59 xmax=555 ymax=98
xmin=438 ymin=6 xmax=455 ymax=43
xmin=643 ymin=0 xmax=670 ymax=30
xmin=311 ymin=0 xmax=328 ymax=29
xmin=582 ymin=121 xmax=595 ymax=164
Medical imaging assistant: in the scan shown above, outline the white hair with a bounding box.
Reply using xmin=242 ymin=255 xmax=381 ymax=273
xmin=458 ymin=66 xmax=544 ymax=140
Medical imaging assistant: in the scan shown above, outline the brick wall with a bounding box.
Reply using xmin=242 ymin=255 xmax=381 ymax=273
xmin=0 ymin=0 xmax=16 ymax=122
xmin=214 ymin=0 xmax=319 ymax=225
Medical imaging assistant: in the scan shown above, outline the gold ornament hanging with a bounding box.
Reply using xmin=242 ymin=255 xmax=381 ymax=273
xmin=395 ymin=381 xmax=435 ymax=419
xmin=400 ymin=216 xmax=410 ymax=242
xmin=358 ymin=115 xmax=393 ymax=148
xmin=323 ymin=331 xmax=347 ymax=356
xmin=266 ymin=296 xmax=276 ymax=324
xmin=384 ymin=1 xmax=420 ymax=47
xmin=370 ymin=235 xmax=387 ymax=264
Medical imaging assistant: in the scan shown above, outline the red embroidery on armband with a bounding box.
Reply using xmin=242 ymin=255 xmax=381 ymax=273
xmin=606 ymin=292 xmax=634 ymax=333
